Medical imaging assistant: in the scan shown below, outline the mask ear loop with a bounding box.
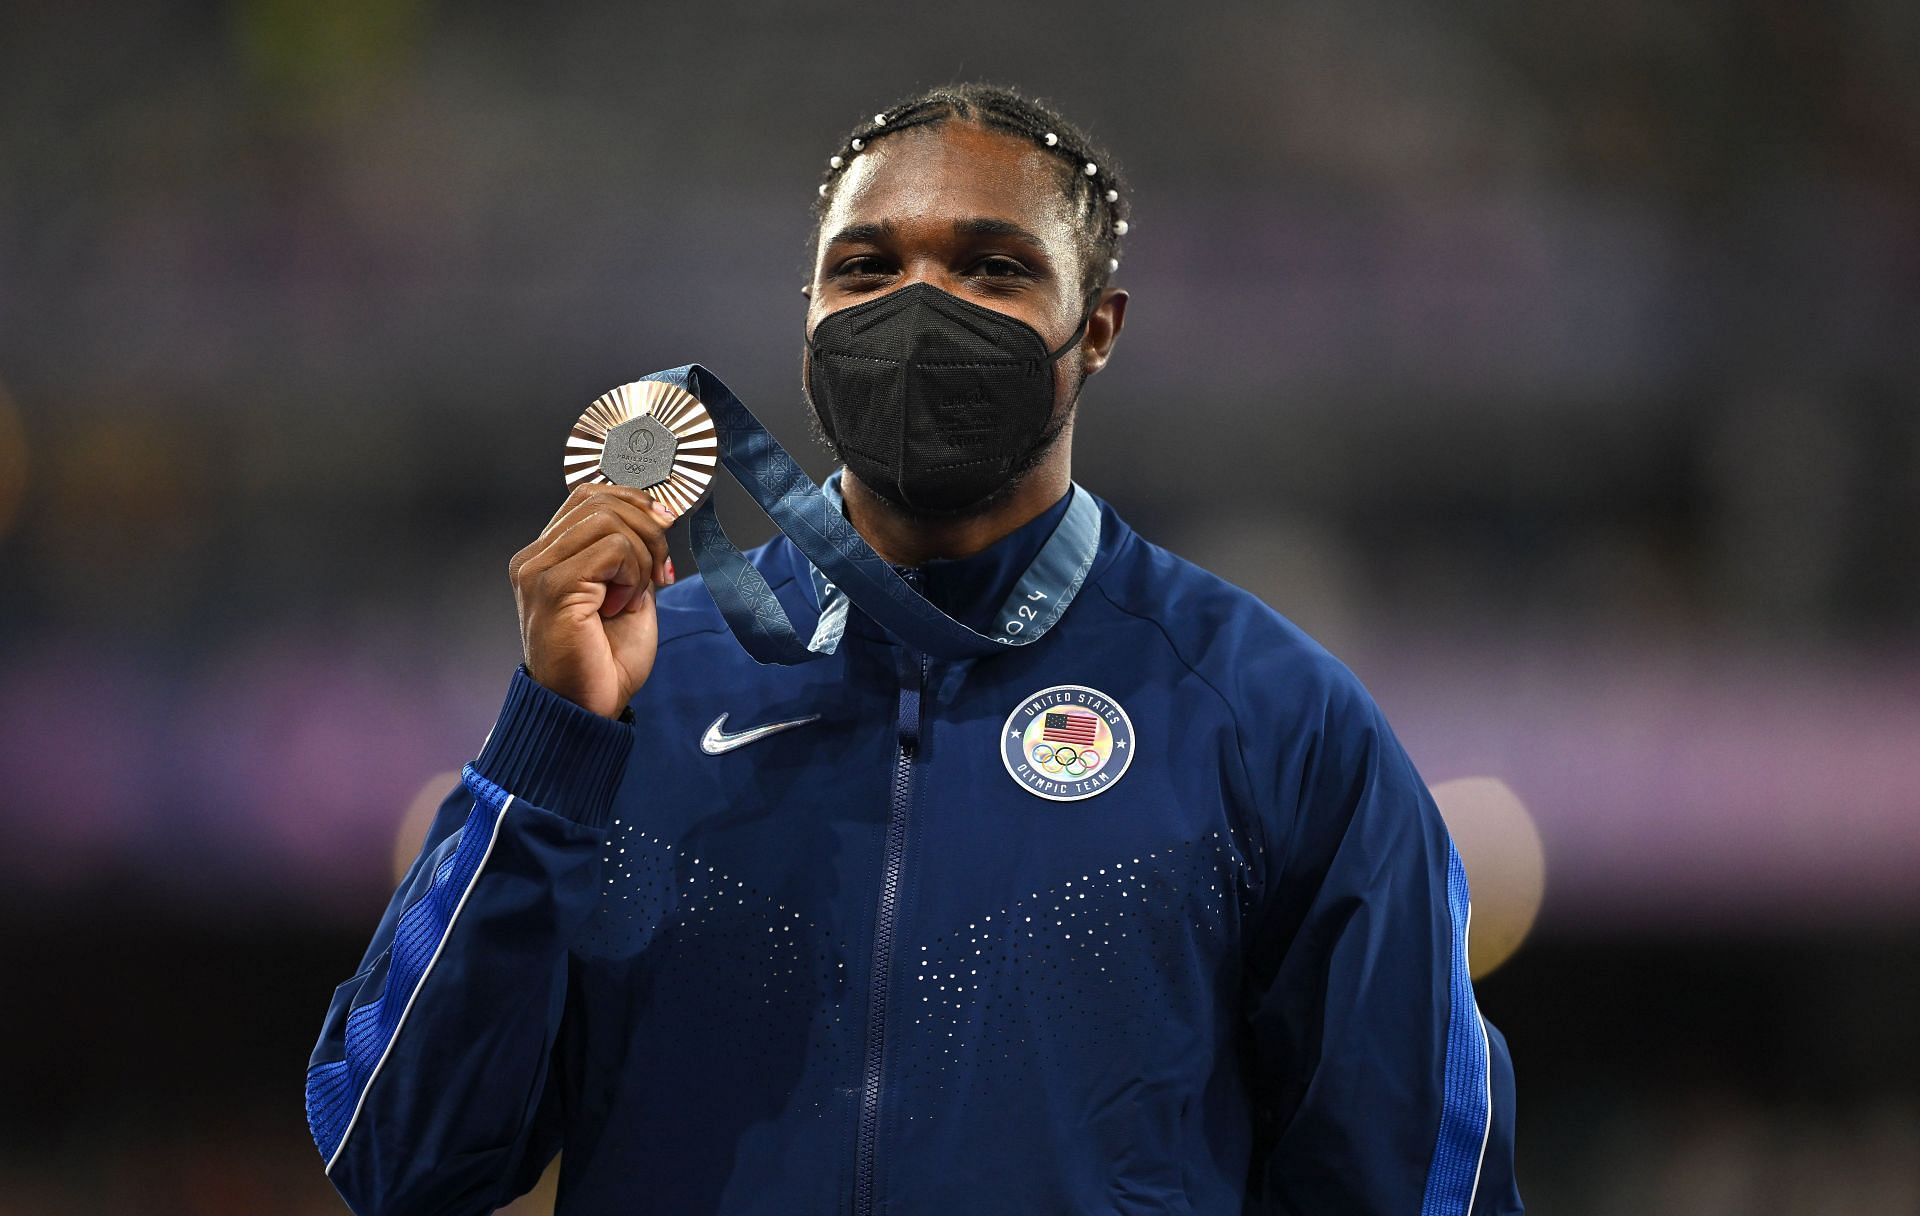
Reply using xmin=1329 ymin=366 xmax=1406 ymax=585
xmin=1044 ymin=287 xmax=1104 ymax=362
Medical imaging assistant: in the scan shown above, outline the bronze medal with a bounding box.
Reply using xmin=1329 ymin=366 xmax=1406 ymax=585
xmin=564 ymin=379 xmax=717 ymax=520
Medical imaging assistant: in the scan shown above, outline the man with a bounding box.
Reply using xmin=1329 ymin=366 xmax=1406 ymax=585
xmin=307 ymin=83 xmax=1522 ymax=1215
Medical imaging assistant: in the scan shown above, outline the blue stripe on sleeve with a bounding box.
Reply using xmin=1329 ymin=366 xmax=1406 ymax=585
xmin=1419 ymin=841 xmax=1493 ymax=1216
xmin=305 ymin=763 xmax=513 ymax=1169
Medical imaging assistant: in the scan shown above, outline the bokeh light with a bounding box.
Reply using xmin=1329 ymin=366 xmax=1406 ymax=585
xmin=392 ymin=769 xmax=462 ymax=885
xmin=1430 ymin=776 xmax=1547 ymax=979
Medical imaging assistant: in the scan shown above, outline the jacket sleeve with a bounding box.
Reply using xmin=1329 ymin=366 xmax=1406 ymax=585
xmin=305 ymin=664 xmax=632 ymax=1216
xmin=1243 ymin=661 xmax=1522 ymax=1216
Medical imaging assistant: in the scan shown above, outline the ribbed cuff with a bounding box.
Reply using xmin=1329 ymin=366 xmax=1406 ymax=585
xmin=472 ymin=665 xmax=634 ymax=828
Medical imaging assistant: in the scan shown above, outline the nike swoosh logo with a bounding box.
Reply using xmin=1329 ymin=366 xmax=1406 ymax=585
xmin=700 ymin=712 xmax=822 ymax=755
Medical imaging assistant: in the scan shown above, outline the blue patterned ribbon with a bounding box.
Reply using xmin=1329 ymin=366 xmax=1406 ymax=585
xmin=639 ymin=365 xmax=1100 ymax=665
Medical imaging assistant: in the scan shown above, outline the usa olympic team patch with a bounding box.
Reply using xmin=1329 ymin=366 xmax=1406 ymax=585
xmin=1001 ymin=685 xmax=1135 ymax=802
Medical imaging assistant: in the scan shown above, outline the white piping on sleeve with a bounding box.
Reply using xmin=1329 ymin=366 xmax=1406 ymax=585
xmin=324 ymin=793 xmax=515 ymax=1175
xmin=1462 ymin=900 xmax=1493 ymax=1216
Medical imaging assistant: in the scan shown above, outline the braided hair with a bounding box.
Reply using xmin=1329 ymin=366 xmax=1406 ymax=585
xmin=811 ymin=83 xmax=1129 ymax=296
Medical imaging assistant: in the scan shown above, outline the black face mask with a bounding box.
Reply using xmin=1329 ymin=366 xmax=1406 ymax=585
xmin=805 ymin=281 xmax=1092 ymax=515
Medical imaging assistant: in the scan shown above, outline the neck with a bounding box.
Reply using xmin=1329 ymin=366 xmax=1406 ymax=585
xmin=841 ymin=451 xmax=1072 ymax=568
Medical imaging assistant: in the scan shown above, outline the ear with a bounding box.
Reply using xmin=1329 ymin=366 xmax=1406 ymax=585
xmin=1078 ymin=287 xmax=1129 ymax=377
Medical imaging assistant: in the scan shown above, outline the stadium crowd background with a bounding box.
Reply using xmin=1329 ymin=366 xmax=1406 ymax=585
xmin=1 ymin=1 xmax=1916 ymax=1212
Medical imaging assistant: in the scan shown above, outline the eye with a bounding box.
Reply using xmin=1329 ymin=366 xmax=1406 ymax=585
xmin=970 ymin=256 xmax=1034 ymax=280
xmin=832 ymin=255 xmax=893 ymax=279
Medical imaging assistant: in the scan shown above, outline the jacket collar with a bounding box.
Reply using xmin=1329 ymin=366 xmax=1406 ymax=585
xmin=799 ymin=471 xmax=1076 ymax=643
xmin=896 ymin=486 xmax=1075 ymax=634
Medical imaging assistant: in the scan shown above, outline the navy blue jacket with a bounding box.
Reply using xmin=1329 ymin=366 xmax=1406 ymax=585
xmin=307 ymin=487 xmax=1522 ymax=1214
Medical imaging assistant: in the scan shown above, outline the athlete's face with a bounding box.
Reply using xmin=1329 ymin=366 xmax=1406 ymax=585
xmin=805 ymin=122 xmax=1126 ymax=423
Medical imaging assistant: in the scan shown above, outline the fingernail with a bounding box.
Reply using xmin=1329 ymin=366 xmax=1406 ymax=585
xmin=664 ymin=558 xmax=676 ymax=583
xmin=651 ymin=502 xmax=676 ymax=521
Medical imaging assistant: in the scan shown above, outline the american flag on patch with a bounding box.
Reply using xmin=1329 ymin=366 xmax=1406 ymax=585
xmin=1042 ymin=710 xmax=1100 ymax=745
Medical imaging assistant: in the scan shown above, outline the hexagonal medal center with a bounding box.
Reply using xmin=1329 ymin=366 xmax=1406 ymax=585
xmin=599 ymin=415 xmax=679 ymax=489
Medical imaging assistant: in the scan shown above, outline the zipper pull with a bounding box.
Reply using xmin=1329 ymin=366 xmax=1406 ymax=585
xmin=895 ymin=570 xmax=926 ymax=751
xmin=895 ymin=648 xmax=925 ymax=751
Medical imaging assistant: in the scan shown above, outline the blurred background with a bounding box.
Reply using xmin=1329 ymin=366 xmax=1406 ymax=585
xmin=2 ymin=0 xmax=1917 ymax=1212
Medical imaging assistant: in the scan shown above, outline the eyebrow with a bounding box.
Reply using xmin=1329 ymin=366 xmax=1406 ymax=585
xmin=822 ymin=217 xmax=1047 ymax=250
xmin=953 ymin=217 xmax=1046 ymax=248
xmin=823 ymin=220 xmax=896 ymax=248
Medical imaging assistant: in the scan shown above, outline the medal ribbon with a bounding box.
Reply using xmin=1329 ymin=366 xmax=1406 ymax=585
xmin=640 ymin=365 xmax=1100 ymax=664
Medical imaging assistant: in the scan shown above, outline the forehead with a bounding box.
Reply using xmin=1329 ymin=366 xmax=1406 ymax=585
xmin=820 ymin=121 xmax=1080 ymax=247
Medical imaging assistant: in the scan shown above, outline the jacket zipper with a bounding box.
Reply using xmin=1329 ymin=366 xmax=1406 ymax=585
xmin=854 ymin=634 xmax=926 ymax=1216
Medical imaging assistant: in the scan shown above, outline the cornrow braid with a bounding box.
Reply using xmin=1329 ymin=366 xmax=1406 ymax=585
xmin=811 ymin=82 xmax=1129 ymax=295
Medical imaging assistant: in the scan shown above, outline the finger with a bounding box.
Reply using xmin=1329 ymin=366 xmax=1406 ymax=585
xmin=546 ymin=488 xmax=675 ymax=578
xmin=518 ymin=510 xmax=652 ymax=610
xmin=516 ymin=488 xmax=640 ymax=581
xmin=543 ymin=479 xmax=627 ymax=532
xmin=555 ymin=495 xmax=672 ymax=588
xmin=546 ymin=508 xmax=655 ymax=581
xmin=539 ymin=531 xmax=648 ymax=613
xmin=580 ymin=491 xmax=674 ymax=587
xmin=602 ymin=577 xmax=643 ymax=618
xmin=521 ymin=494 xmax=675 ymax=587
xmin=544 ymin=482 xmax=674 ymax=535
xmin=537 ymin=485 xmax=656 ymax=546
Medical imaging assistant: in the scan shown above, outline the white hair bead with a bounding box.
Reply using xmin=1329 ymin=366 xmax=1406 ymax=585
xmin=1084 ymin=162 xmax=1098 ymax=176
xmin=874 ymin=112 xmax=887 ymax=125
xmin=1114 ymin=219 xmax=1129 ymax=235
xmin=829 ymin=155 xmax=843 ymax=169
xmin=818 ymin=183 xmax=829 ymax=196
xmin=1108 ymin=258 xmax=1120 ymax=272
xmin=850 ymin=138 xmax=863 ymax=151
xmin=1105 ymin=189 xmax=1118 ymax=202
xmin=1043 ymin=132 xmax=1058 ymax=146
